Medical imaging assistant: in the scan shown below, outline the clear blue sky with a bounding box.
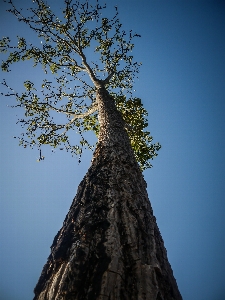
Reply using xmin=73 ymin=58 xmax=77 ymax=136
xmin=0 ymin=1 xmax=225 ymax=299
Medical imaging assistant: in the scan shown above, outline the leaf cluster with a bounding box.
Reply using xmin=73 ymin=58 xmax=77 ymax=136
xmin=114 ymin=95 xmax=161 ymax=170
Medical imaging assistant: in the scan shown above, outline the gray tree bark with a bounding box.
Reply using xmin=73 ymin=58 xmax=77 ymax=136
xmin=33 ymin=87 xmax=182 ymax=300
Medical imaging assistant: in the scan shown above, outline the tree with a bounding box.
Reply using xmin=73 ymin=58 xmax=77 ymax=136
xmin=1 ymin=0 xmax=182 ymax=299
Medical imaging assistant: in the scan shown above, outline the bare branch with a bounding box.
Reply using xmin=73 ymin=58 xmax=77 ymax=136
xmin=71 ymin=101 xmax=98 ymax=120
xmin=103 ymin=72 xmax=115 ymax=85
xmin=42 ymin=101 xmax=98 ymax=118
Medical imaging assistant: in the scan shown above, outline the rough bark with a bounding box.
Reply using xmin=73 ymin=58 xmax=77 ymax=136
xmin=33 ymin=87 xmax=182 ymax=300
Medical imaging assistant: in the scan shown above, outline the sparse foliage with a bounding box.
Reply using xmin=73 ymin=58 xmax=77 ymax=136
xmin=1 ymin=0 xmax=161 ymax=169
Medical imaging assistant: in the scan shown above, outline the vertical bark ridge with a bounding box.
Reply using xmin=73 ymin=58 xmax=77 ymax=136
xmin=33 ymin=87 xmax=182 ymax=300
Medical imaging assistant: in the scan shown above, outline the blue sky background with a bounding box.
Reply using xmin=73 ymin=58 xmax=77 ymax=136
xmin=0 ymin=0 xmax=225 ymax=299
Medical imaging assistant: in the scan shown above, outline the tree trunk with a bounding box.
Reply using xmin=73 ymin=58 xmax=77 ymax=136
xmin=33 ymin=87 xmax=182 ymax=300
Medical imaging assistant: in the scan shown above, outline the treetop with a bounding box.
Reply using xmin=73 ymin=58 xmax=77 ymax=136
xmin=1 ymin=0 xmax=161 ymax=170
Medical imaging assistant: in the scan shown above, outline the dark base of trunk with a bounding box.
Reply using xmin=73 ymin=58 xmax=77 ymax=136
xmin=34 ymin=143 xmax=182 ymax=300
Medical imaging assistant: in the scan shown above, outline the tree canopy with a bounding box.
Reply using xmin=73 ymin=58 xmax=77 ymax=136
xmin=1 ymin=0 xmax=161 ymax=170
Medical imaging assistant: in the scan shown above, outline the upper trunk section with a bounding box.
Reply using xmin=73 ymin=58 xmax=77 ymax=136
xmin=96 ymin=87 xmax=133 ymax=153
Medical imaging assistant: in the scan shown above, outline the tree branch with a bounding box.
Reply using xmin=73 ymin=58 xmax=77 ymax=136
xmin=71 ymin=101 xmax=98 ymax=120
xmin=103 ymin=72 xmax=115 ymax=85
xmin=42 ymin=100 xmax=98 ymax=118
